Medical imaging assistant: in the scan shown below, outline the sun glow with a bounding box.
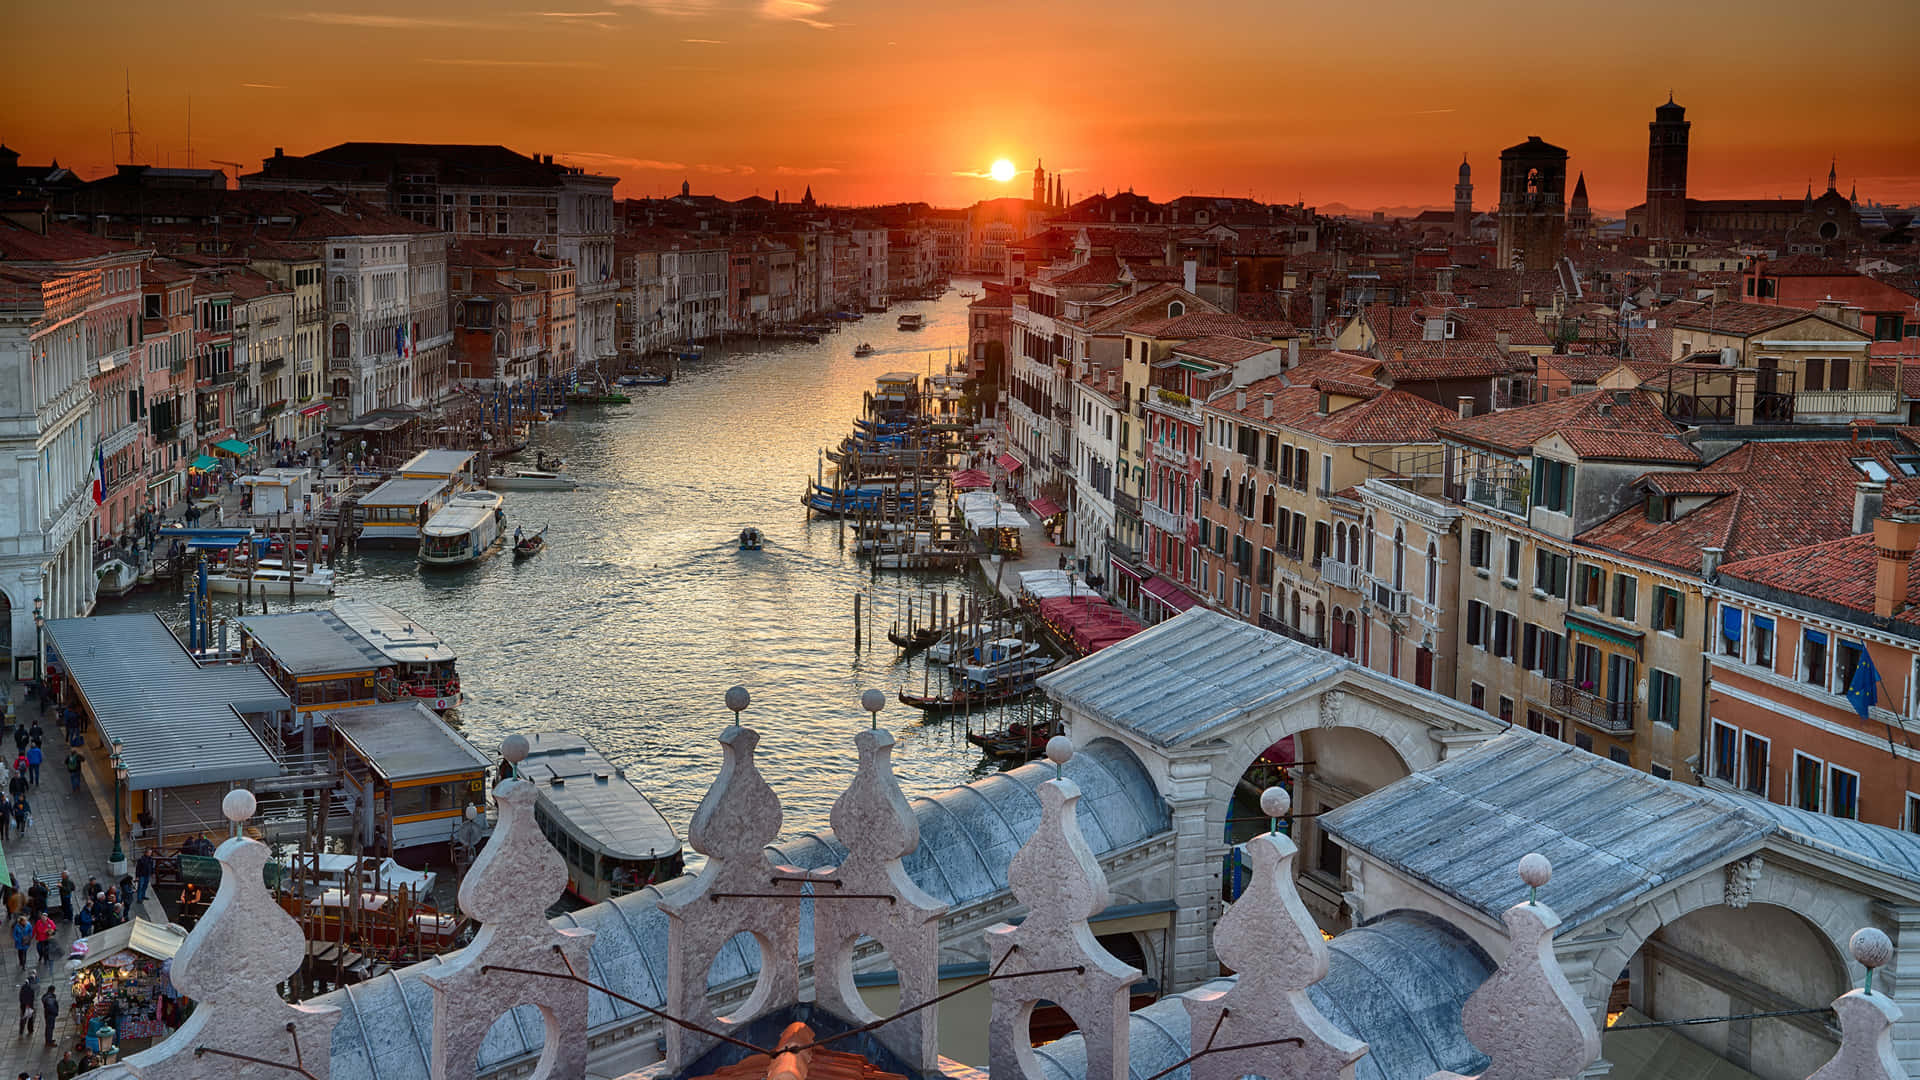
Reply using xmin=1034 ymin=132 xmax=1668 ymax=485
xmin=989 ymin=158 xmax=1016 ymax=183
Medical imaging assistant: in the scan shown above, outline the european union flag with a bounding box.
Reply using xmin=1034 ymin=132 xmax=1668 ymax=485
xmin=1847 ymin=650 xmax=1882 ymax=720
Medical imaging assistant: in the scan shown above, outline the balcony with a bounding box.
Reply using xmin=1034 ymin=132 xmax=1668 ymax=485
xmin=1259 ymin=614 xmax=1324 ymax=649
xmin=262 ymin=355 xmax=287 ymax=373
xmin=1113 ymin=490 xmax=1140 ymax=516
xmin=1320 ymin=560 xmax=1355 ymax=590
xmin=1797 ymin=389 xmax=1900 ymax=418
xmin=1369 ymin=580 xmax=1410 ymax=615
xmin=1150 ymin=386 xmax=1197 ymax=419
xmin=1143 ymin=501 xmax=1188 ymax=536
xmin=1107 ymin=537 xmax=1138 ymax=566
xmin=1549 ymin=680 xmax=1636 ymax=734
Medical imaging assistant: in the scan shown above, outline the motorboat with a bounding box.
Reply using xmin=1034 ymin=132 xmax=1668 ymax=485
xmin=513 ymin=526 xmax=547 ymax=558
xmin=677 ymin=343 xmax=705 ymax=361
xmin=485 ymin=469 xmax=578 ymax=491
xmin=949 ymin=636 xmax=1043 ymax=671
xmin=960 ymin=653 xmax=1054 ymax=687
xmin=926 ymin=620 xmax=1023 ymax=664
xmin=205 ymin=557 xmax=336 ymax=597
xmin=738 ymin=527 xmax=764 ymax=551
xmin=853 ymin=342 xmax=875 ymax=357
xmin=516 ymin=731 xmax=685 ymax=904
xmin=897 ymin=313 xmax=925 ymax=331
xmin=95 ymin=557 xmax=139 ymax=598
xmin=618 ymin=373 xmax=671 ymax=386
xmin=419 ymin=491 xmax=506 ymax=567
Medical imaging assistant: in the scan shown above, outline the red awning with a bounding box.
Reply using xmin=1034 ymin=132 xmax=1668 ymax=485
xmin=1141 ymin=575 xmax=1198 ymax=612
xmin=949 ymin=469 xmax=992 ymax=490
xmin=1110 ymin=558 xmax=1142 ymax=582
xmin=299 ymin=402 xmax=330 ymax=417
xmin=995 ymin=452 xmax=1024 ymax=473
xmin=1029 ymin=496 xmax=1063 ymax=520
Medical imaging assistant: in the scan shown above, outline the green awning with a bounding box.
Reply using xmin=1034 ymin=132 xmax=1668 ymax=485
xmin=1565 ymin=614 xmax=1643 ymax=652
xmin=213 ymin=438 xmax=252 ymax=455
xmin=189 ymin=454 xmax=220 ymax=472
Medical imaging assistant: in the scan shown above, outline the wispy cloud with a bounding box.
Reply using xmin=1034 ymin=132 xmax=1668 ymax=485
xmin=242 ymin=82 xmax=286 ymax=89
xmin=759 ymin=0 xmax=831 ymax=28
xmin=695 ymin=163 xmax=755 ymax=176
xmin=775 ymin=165 xmax=839 ymax=176
xmin=537 ymin=9 xmax=617 ymax=15
xmin=1412 ymin=107 xmax=1457 ymax=115
xmin=681 ymin=37 xmax=726 ymax=43
xmin=559 ymin=152 xmax=685 ymax=171
xmin=287 ymin=12 xmax=480 ymax=28
xmin=424 ymin=58 xmax=601 ymax=68
xmin=614 ymin=0 xmax=717 ymax=14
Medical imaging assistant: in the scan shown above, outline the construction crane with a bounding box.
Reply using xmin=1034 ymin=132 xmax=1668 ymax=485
xmin=211 ymin=160 xmax=245 ymax=191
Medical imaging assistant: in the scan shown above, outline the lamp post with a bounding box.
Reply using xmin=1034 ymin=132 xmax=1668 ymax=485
xmin=109 ymin=737 xmax=128 ymax=876
xmin=31 ymin=595 xmax=43 ymax=680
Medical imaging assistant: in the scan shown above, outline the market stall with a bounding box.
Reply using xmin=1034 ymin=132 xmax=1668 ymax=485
xmin=67 ymin=918 xmax=190 ymax=1060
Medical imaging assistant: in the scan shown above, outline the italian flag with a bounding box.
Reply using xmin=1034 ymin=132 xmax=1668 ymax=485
xmin=93 ymin=444 xmax=105 ymax=505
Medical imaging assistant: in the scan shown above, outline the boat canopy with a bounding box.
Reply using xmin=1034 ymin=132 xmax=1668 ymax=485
xmin=398 ymin=449 xmax=476 ymax=479
xmin=422 ymin=491 xmax=502 ymax=537
xmin=332 ymin=598 xmax=457 ymax=666
xmin=238 ymin=609 xmax=388 ymax=677
xmin=323 ymin=701 xmax=492 ymax=784
xmin=360 ymin=476 xmax=450 ymax=507
xmin=518 ymin=731 xmax=678 ymax=862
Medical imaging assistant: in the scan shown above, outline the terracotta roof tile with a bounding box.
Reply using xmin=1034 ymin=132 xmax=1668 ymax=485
xmin=1174 ymin=335 xmax=1280 ymax=365
xmin=1668 ymin=300 xmax=1850 ymax=336
xmin=1555 ymin=426 xmax=1700 ymax=464
xmin=1438 ymin=388 xmax=1683 ymax=455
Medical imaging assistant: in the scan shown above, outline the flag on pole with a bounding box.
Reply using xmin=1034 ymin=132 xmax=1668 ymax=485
xmin=93 ymin=444 xmax=105 ymax=505
xmin=1847 ymin=650 xmax=1882 ymax=720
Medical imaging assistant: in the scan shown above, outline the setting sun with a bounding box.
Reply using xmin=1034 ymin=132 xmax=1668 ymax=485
xmin=989 ymin=159 xmax=1017 ymax=183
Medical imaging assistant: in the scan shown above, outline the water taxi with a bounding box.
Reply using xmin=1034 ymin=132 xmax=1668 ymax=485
xmin=419 ymin=490 xmax=506 ymax=567
xmin=485 ymin=469 xmax=578 ymax=491
xmin=206 ymin=556 xmax=336 ymax=596
xmin=333 ymin=598 xmax=465 ymax=710
xmin=896 ymin=313 xmax=925 ymax=331
xmin=738 ymin=527 xmax=764 ymax=551
xmin=358 ymin=476 xmax=455 ymax=546
xmin=854 ymin=342 xmax=875 ymax=357
xmin=517 ymin=732 xmax=684 ymax=904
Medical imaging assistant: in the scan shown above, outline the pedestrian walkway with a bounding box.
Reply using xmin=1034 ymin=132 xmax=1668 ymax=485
xmin=0 ymin=680 xmax=164 ymax=1076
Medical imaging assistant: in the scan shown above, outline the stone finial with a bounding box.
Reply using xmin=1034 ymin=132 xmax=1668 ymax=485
xmin=420 ymin=766 xmax=595 ymax=1080
xmin=986 ymin=776 xmax=1140 ymax=1080
xmin=1187 ymin=789 xmax=1367 ymax=1080
xmin=125 ymin=793 xmax=341 ymax=1080
xmin=1431 ymin=855 xmax=1599 ymax=1080
xmin=660 ymin=724 xmax=801 ymax=1069
xmin=812 ymin=728 xmax=948 ymax=1071
xmin=1809 ymin=928 xmax=1906 ymax=1080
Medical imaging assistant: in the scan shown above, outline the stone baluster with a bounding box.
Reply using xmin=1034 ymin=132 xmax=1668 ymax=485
xmin=1808 ymin=928 xmax=1911 ymax=1080
xmin=1431 ymin=854 xmax=1601 ymax=1080
xmin=987 ymin=736 xmax=1142 ymax=1080
xmin=125 ymin=790 xmax=342 ymax=1080
xmin=420 ymin=735 xmax=596 ymax=1080
xmin=1187 ymin=786 xmax=1368 ymax=1080
xmin=659 ymin=690 xmax=802 ymax=1069
xmin=811 ymin=692 xmax=948 ymax=1072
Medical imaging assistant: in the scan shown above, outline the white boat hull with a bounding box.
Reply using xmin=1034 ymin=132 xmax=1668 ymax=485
xmin=485 ymin=475 xmax=578 ymax=491
xmin=205 ymin=572 xmax=335 ymax=596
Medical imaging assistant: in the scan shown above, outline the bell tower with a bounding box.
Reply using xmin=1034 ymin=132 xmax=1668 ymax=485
xmin=1453 ymin=154 xmax=1473 ymax=237
xmin=1645 ymin=95 xmax=1690 ymax=239
xmin=1032 ymin=159 xmax=1047 ymax=205
xmin=1496 ymin=136 xmax=1569 ymax=272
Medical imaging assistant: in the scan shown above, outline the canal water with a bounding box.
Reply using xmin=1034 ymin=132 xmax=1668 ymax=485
xmin=102 ymin=285 xmax=1031 ymax=834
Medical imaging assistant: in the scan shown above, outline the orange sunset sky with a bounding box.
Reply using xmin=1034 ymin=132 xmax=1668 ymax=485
xmin=6 ymin=0 xmax=1918 ymax=213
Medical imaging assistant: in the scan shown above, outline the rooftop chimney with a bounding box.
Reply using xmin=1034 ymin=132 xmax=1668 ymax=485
xmin=1317 ymin=392 xmax=1330 ymax=416
xmin=1183 ymin=259 xmax=1198 ymax=294
xmin=273 ymin=147 xmax=284 ymax=159
xmin=1816 ymin=298 xmax=1847 ymax=324
xmin=1495 ymin=329 xmax=1511 ymax=356
xmin=1235 ymin=388 xmax=1247 ymax=411
xmin=1287 ymin=338 xmax=1299 ymax=367
xmin=1701 ymin=546 xmax=1725 ymax=581
xmin=1263 ymin=393 xmax=1274 ymax=420
xmin=1457 ymin=396 xmax=1473 ymax=418
xmin=1855 ymin=481 xmax=1887 ymax=535
xmin=1874 ymin=507 xmax=1920 ymax=618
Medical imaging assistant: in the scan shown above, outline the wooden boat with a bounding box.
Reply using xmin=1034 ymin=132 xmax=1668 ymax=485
xmin=617 ymin=373 xmax=670 ymax=386
xmin=419 ymin=491 xmax=506 ymax=567
xmin=517 ymin=732 xmax=684 ymax=904
xmin=738 ymin=527 xmax=764 ymax=551
xmin=886 ymin=624 xmax=941 ymax=654
xmin=95 ymin=557 xmax=140 ymax=597
xmin=966 ymin=717 xmax=1054 ymax=760
xmin=960 ymin=653 xmax=1054 ymax=686
xmin=206 ymin=556 xmax=336 ymax=596
xmin=485 ymin=469 xmax=578 ymax=491
xmin=854 ymin=342 xmax=875 ymax=357
xmin=897 ymin=314 xmax=925 ymax=331
xmin=926 ymin=620 xmax=1022 ymax=664
xmin=513 ymin=526 xmax=547 ymax=558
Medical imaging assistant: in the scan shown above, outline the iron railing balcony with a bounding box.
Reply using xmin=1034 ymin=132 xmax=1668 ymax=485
xmin=1550 ymin=680 xmax=1636 ymax=734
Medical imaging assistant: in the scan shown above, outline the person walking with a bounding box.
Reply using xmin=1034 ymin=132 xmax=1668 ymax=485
xmin=25 ymin=880 xmax=45 ymax=921
xmin=39 ymin=985 xmax=56 ymax=1048
xmin=15 ymin=974 xmax=35 ymax=1039
xmin=56 ymin=874 xmax=72 ymax=924
xmin=6 ymin=770 xmax=23 ymax=803
xmin=64 ymin=748 xmax=82 ymax=795
xmin=71 ymin=904 xmax=91 ymax=942
xmin=134 ymin=851 xmax=154 ymax=908
xmin=12 ymin=796 xmax=30 ymax=838
xmin=8 ymin=726 xmax=23 ymax=757
xmin=9 ymin=917 xmax=28 ymax=971
xmin=30 ymin=914 xmax=52 ymax=968
xmin=24 ymin=744 xmax=40 ymax=787
xmin=0 ymin=794 xmax=11 ymax=844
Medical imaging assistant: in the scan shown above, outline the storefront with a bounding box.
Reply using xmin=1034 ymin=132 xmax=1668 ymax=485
xmin=67 ymin=918 xmax=190 ymax=1063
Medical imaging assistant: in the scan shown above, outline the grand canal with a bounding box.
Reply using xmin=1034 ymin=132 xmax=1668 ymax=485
xmin=103 ymin=285 xmax=1018 ymax=833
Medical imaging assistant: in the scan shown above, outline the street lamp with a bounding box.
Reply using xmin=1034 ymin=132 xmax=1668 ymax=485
xmin=30 ymin=595 xmax=43 ymax=680
xmin=109 ymin=737 xmax=128 ymax=875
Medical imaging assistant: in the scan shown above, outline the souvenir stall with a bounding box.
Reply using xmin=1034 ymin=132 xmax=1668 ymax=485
xmin=67 ymin=918 xmax=190 ymax=1060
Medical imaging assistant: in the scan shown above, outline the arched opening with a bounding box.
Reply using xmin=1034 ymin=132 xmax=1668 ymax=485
xmin=1392 ymin=528 xmax=1406 ymax=590
xmin=1262 ymin=486 xmax=1275 ymax=526
xmin=478 ymin=1005 xmax=554 ymax=1078
xmin=709 ymin=930 xmax=767 ymax=1025
xmin=1607 ymin=902 xmax=1847 ymax=1080
xmin=1425 ymin=542 xmax=1439 ymax=605
xmin=838 ymin=934 xmax=896 ymax=1025
xmin=1289 ymin=591 xmax=1302 ymax=629
xmin=331 ymin=323 xmax=351 ymax=358
xmin=1335 ymin=522 xmax=1348 ymax=564
xmin=1363 ymin=517 xmax=1375 ymax=573
xmin=1167 ymin=300 xmax=1185 ymax=318
xmin=1224 ymin=724 xmax=1413 ymax=928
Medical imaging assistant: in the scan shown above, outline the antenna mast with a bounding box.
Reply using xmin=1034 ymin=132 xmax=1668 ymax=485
xmin=113 ymin=70 xmax=140 ymax=165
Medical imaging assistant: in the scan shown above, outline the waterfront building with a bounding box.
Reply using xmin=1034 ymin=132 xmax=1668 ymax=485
xmin=966 ymin=285 xmax=1012 ymax=418
xmin=243 ymin=241 xmax=330 ymax=446
xmin=245 ymin=143 xmax=618 ymax=366
xmin=0 ymin=209 xmax=146 ymax=662
xmin=227 ymin=268 xmax=296 ymax=455
xmin=614 ymin=232 xmax=671 ymax=356
xmin=850 ymin=225 xmax=889 ymax=306
xmin=83 ymin=258 xmax=148 ymax=547
xmin=138 ymin=259 xmax=194 ymax=512
xmin=664 ymin=239 xmax=730 ymax=342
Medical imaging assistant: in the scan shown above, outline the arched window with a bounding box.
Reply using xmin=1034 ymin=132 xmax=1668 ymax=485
xmin=1314 ymin=600 xmax=1326 ymax=636
xmin=1290 ymin=591 xmax=1302 ymax=629
xmin=1392 ymin=528 xmax=1406 ymax=590
xmin=1167 ymin=300 xmax=1185 ymax=318
xmin=1335 ymin=522 xmax=1347 ymax=563
xmin=1425 ymin=542 xmax=1439 ymax=605
xmin=332 ymin=276 xmax=348 ymax=304
xmin=331 ymin=323 xmax=351 ymax=359
xmin=1262 ymin=486 xmax=1275 ymax=526
xmin=1363 ymin=517 xmax=1376 ymax=573
xmin=1220 ymin=470 xmax=1232 ymax=503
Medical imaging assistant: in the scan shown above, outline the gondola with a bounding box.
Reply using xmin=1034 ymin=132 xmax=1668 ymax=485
xmin=513 ymin=526 xmax=547 ymax=558
xmin=965 ymin=718 xmax=1053 ymax=759
xmin=886 ymin=624 xmax=942 ymax=654
xmin=896 ymin=679 xmax=1041 ymax=715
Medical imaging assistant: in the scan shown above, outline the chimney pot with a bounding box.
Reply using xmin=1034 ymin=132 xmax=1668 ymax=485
xmin=1702 ymin=546 xmax=1725 ymax=580
xmin=1235 ymin=389 xmax=1247 ymax=410
xmin=1855 ymin=480 xmax=1886 ymax=534
xmin=1457 ymin=395 xmax=1473 ymax=418
xmin=1873 ymin=505 xmax=1920 ymax=618
xmin=1263 ymin=393 xmax=1274 ymax=419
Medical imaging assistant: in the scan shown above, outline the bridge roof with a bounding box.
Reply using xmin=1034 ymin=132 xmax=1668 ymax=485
xmin=1034 ymin=910 xmax=1494 ymax=1080
xmin=1322 ymin=730 xmax=1920 ymax=929
xmin=1039 ymin=608 xmax=1346 ymax=747
xmin=315 ymin=738 xmax=1170 ymax=1078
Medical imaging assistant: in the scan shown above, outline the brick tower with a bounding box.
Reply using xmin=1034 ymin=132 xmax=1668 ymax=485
xmin=1645 ymin=95 xmax=1690 ymax=238
xmin=1496 ymin=136 xmax=1568 ymax=272
xmin=1453 ymin=155 xmax=1473 ymax=237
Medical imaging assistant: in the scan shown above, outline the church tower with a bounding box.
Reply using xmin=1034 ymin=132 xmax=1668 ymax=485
xmin=1567 ymin=172 xmax=1591 ymax=250
xmin=1645 ymin=95 xmax=1690 ymax=238
xmin=1496 ymin=136 xmax=1568 ymax=272
xmin=1032 ymin=159 xmax=1047 ymax=205
xmin=1453 ymin=155 xmax=1473 ymax=237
